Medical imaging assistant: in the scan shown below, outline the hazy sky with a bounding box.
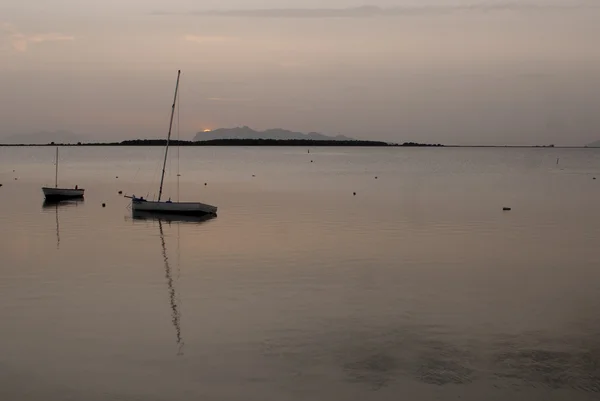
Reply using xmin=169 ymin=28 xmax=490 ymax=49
xmin=1 ymin=0 xmax=599 ymax=145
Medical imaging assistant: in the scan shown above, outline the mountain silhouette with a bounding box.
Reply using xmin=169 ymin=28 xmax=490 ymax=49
xmin=586 ymin=140 xmax=600 ymax=148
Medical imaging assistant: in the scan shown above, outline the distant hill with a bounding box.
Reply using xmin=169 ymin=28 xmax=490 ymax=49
xmin=1 ymin=130 xmax=85 ymax=144
xmin=586 ymin=140 xmax=600 ymax=148
xmin=193 ymin=126 xmax=354 ymax=142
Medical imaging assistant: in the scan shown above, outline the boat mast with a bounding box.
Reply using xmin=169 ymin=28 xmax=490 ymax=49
xmin=158 ymin=69 xmax=181 ymax=202
xmin=55 ymin=146 xmax=59 ymax=188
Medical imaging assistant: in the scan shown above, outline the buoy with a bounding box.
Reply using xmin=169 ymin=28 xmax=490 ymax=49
xmin=0 ymin=183 xmax=3 ymax=187
xmin=252 ymin=174 xmax=255 ymax=177
xmin=594 ymin=177 xmax=597 ymax=180
xmin=14 ymin=177 xmax=17 ymax=180
xmin=115 ymin=176 xmax=118 ymax=179
xmin=204 ymin=183 xmax=207 ymax=186
xmin=311 ymin=160 xmax=313 ymax=163
xmin=118 ymin=190 xmax=123 ymax=194
xmin=102 ymin=203 xmax=106 ymax=207
xmin=503 ymin=207 xmax=511 ymax=211
xmin=375 ymin=176 xmax=378 ymax=179
xmin=353 ymin=192 xmax=356 ymax=196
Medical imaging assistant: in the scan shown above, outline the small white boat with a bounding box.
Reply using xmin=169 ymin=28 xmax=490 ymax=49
xmin=42 ymin=147 xmax=84 ymax=200
xmin=42 ymin=187 xmax=85 ymax=199
xmin=126 ymin=70 xmax=217 ymax=217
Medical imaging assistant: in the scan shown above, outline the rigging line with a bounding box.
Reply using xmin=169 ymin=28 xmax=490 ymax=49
xmin=132 ymin=166 xmax=141 ymax=183
xmin=168 ymin=98 xmax=174 ymax=198
xmin=149 ymin=153 xmax=161 ymax=200
xmin=158 ymin=70 xmax=181 ymax=202
xmin=177 ymin=74 xmax=181 ymax=202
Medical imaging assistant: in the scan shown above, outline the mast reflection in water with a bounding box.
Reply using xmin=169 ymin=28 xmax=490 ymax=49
xmin=42 ymin=199 xmax=84 ymax=250
xmin=133 ymin=211 xmax=215 ymax=355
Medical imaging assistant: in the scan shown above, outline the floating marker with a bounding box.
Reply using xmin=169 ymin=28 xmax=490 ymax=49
xmin=353 ymin=192 xmax=356 ymax=196
xmin=503 ymin=207 xmax=511 ymax=211
xmin=102 ymin=203 xmax=106 ymax=207
xmin=375 ymin=176 xmax=378 ymax=179
xmin=204 ymin=183 xmax=207 ymax=186
xmin=118 ymin=190 xmax=123 ymax=194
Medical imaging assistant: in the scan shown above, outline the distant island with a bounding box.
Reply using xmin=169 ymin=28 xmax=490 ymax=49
xmin=1 ymin=127 xmax=596 ymax=148
xmin=120 ymin=139 xmax=392 ymax=146
xmin=0 ymin=139 xmax=444 ymax=147
xmin=193 ymin=126 xmax=355 ymax=142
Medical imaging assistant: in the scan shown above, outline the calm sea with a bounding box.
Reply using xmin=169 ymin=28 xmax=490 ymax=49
xmin=0 ymin=146 xmax=599 ymax=400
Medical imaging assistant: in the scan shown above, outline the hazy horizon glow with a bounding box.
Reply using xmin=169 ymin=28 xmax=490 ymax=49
xmin=1 ymin=1 xmax=599 ymax=145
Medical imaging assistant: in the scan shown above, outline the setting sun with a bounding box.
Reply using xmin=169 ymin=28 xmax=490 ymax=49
xmin=203 ymin=129 xmax=212 ymax=132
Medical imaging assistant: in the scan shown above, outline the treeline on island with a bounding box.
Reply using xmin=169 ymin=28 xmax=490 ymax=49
xmin=117 ymin=139 xmax=392 ymax=146
xmin=1 ymin=139 xmax=445 ymax=147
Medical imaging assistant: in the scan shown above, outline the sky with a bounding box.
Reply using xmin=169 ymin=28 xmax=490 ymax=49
xmin=1 ymin=0 xmax=599 ymax=145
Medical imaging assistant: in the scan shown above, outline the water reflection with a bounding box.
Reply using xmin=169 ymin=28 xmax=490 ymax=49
xmin=42 ymin=198 xmax=84 ymax=209
xmin=157 ymin=219 xmax=185 ymax=355
xmin=131 ymin=211 xmax=216 ymax=224
xmin=132 ymin=212 xmax=215 ymax=355
xmin=42 ymin=199 xmax=84 ymax=249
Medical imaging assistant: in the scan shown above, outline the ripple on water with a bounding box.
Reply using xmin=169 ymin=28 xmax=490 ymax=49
xmin=493 ymin=344 xmax=600 ymax=393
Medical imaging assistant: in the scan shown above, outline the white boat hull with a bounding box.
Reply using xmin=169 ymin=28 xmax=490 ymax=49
xmin=131 ymin=198 xmax=217 ymax=216
xmin=42 ymin=187 xmax=85 ymax=200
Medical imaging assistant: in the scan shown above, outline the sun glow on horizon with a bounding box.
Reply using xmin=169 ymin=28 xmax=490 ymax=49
xmin=203 ymin=129 xmax=212 ymax=132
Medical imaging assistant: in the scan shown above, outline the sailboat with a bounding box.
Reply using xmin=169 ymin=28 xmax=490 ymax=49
xmin=126 ymin=70 xmax=217 ymax=217
xmin=42 ymin=147 xmax=85 ymax=200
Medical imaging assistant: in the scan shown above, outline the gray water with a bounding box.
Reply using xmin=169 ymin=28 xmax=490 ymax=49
xmin=1 ymin=146 xmax=599 ymax=400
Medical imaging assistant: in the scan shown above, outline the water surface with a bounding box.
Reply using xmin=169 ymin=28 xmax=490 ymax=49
xmin=1 ymin=146 xmax=599 ymax=400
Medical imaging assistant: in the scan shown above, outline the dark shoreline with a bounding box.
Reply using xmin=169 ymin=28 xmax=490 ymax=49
xmin=0 ymin=138 xmax=593 ymax=148
xmin=0 ymin=139 xmax=438 ymax=147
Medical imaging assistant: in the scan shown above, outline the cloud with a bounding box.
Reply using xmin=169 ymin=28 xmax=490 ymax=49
xmin=172 ymin=2 xmax=599 ymax=19
xmin=183 ymin=34 xmax=232 ymax=44
xmin=1 ymin=23 xmax=73 ymax=52
xmin=206 ymin=97 xmax=252 ymax=102
xmin=191 ymin=6 xmax=385 ymax=18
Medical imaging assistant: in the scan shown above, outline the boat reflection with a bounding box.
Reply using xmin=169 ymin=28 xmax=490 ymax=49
xmin=136 ymin=212 xmax=214 ymax=355
xmin=129 ymin=210 xmax=214 ymax=354
xmin=157 ymin=219 xmax=185 ymax=355
xmin=132 ymin=210 xmax=216 ymax=224
xmin=42 ymin=198 xmax=84 ymax=209
xmin=42 ymin=198 xmax=83 ymax=249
